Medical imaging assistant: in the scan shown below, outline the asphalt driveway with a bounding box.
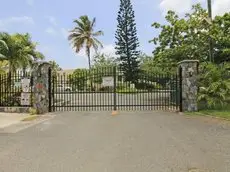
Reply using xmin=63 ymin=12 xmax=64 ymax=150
xmin=0 ymin=111 xmax=230 ymax=172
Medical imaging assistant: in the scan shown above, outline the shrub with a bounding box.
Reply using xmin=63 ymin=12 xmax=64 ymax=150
xmin=198 ymin=62 xmax=230 ymax=109
xmin=116 ymin=87 xmax=138 ymax=94
xmin=29 ymin=107 xmax=37 ymax=115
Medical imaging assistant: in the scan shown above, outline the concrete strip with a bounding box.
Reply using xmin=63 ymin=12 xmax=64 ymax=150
xmin=0 ymin=113 xmax=29 ymax=128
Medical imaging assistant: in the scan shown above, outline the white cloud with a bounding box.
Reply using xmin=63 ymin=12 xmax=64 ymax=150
xmin=45 ymin=27 xmax=57 ymax=36
xmin=213 ymin=0 xmax=230 ymax=16
xmin=46 ymin=16 xmax=57 ymax=26
xmin=160 ymin=0 xmax=192 ymax=14
xmin=0 ymin=16 xmax=34 ymax=30
xmin=26 ymin=0 xmax=34 ymax=6
xmin=61 ymin=28 xmax=69 ymax=39
xmin=159 ymin=0 xmax=230 ymax=16
xmin=100 ymin=44 xmax=116 ymax=57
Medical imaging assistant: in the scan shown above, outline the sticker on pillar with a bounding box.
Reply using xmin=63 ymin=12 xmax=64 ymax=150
xmin=36 ymin=83 xmax=43 ymax=89
xmin=21 ymin=78 xmax=31 ymax=92
xmin=21 ymin=93 xmax=31 ymax=106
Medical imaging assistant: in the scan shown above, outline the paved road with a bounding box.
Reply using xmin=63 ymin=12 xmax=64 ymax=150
xmin=0 ymin=112 xmax=230 ymax=172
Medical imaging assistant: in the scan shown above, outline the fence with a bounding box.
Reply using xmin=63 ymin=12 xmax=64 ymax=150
xmin=50 ymin=66 xmax=182 ymax=111
xmin=0 ymin=72 xmax=33 ymax=107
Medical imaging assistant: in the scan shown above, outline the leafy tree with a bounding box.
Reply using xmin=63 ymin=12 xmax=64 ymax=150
xmin=68 ymin=15 xmax=104 ymax=70
xmin=91 ymin=53 xmax=116 ymax=83
xmin=0 ymin=60 xmax=8 ymax=74
xmin=115 ymin=0 xmax=140 ymax=82
xmin=150 ymin=4 xmax=230 ymax=65
xmin=68 ymin=69 xmax=89 ymax=91
xmin=16 ymin=33 xmax=45 ymax=75
xmin=139 ymin=53 xmax=176 ymax=75
xmin=0 ymin=39 xmax=8 ymax=60
xmin=0 ymin=32 xmax=45 ymax=75
xmin=150 ymin=4 xmax=210 ymax=65
xmin=211 ymin=13 xmax=230 ymax=63
xmin=49 ymin=60 xmax=62 ymax=75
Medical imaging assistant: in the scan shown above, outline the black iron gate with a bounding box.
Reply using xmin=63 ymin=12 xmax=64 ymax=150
xmin=49 ymin=67 xmax=182 ymax=112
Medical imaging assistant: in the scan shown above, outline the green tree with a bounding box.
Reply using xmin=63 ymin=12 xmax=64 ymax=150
xmin=0 ymin=32 xmax=45 ymax=75
xmin=150 ymin=4 xmax=210 ymax=65
xmin=49 ymin=60 xmax=62 ymax=75
xmin=69 ymin=69 xmax=89 ymax=91
xmin=139 ymin=53 xmax=176 ymax=75
xmin=0 ymin=60 xmax=8 ymax=74
xmin=115 ymin=0 xmax=140 ymax=82
xmin=150 ymin=4 xmax=230 ymax=65
xmin=68 ymin=15 xmax=104 ymax=70
xmin=16 ymin=33 xmax=45 ymax=75
xmin=211 ymin=13 xmax=230 ymax=63
xmin=91 ymin=53 xmax=116 ymax=83
xmin=0 ymin=39 xmax=8 ymax=60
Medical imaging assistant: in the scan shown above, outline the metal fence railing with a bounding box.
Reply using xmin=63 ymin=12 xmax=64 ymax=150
xmin=50 ymin=66 xmax=182 ymax=112
xmin=0 ymin=72 xmax=33 ymax=107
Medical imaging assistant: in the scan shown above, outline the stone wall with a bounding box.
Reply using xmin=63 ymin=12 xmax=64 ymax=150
xmin=32 ymin=62 xmax=51 ymax=114
xmin=178 ymin=60 xmax=199 ymax=112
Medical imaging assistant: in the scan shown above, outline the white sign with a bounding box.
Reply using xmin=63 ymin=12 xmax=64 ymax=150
xmin=102 ymin=77 xmax=114 ymax=87
xmin=14 ymin=82 xmax=21 ymax=88
xmin=21 ymin=78 xmax=30 ymax=92
xmin=21 ymin=93 xmax=31 ymax=106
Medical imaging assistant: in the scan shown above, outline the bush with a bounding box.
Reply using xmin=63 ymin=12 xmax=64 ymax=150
xmin=29 ymin=107 xmax=37 ymax=115
xmin=116 ymin=87 xmax=138 ymax=94
xmin=198 ymin=62 xmax=230 ymax=109
xmin=135 ymin=82 xmax=162 ymax=91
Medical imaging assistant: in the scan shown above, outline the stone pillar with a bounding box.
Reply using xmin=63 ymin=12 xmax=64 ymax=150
xmin=32 ymin=62 xmax=51 ymax=114
xmin=178 ymin=60 xmax=199 ymax=112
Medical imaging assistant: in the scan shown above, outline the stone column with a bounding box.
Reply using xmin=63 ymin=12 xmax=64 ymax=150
xmin=178 ymin=60 xmax=199 ymax=112
xmin=32 ymin=62 xmax=51 ymax=114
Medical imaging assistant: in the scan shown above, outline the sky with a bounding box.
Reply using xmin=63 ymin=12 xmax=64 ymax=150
xmin=0 ymin=0 xmax=229 ymax=69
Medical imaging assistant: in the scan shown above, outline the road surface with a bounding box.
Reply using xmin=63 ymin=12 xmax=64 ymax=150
xmin=0 ymin=111 xmax=230 ymax=172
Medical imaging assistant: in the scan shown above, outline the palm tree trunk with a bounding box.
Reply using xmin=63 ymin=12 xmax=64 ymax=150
xmin=7 ymin=62 xmax=12 ymax=90
xmin=86 ymin=47 xmax=93 ymax=91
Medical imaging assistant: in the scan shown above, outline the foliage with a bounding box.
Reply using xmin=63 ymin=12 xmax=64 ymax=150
xmin=0 ymin=39 xmax=8 ymax=60
xmin=116 ymin=87 xmax=138 ymax=94
xmin=0 ymin=60 xmax=8 ymax=74
xmin=91 ymin=53 xmax=116 ymax=83
xmin=211 ymin=13 xmax=230 ymax=63
xmin=186 ymin=110 xmax=230 ymax=120
xmin=115 ymin=0 xmax=140 ymax=82
xmin=68 ymin=15 xmax=104 ymax=70
xmin=198 ymin=62 xmax=230 ymax=109
xmin=29 ymin=107 xmax=38 ymax=115
xmin=139 ymin=53 xmax=177 ymax=75
xmin=68 ymin=69 xmax=89 ymax=91
xmin=150 ymin=4 xmax=230 ymax=65
xmin=0 ymin=32 xmax=45 ymax=74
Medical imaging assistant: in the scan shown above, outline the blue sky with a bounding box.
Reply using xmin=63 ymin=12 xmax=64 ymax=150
xmin=0 ymin=0 xmax=229 ymax=69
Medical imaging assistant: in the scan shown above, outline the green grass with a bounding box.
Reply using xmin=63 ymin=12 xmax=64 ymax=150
xmin=186 ymin=110 xmax=230 ymax=120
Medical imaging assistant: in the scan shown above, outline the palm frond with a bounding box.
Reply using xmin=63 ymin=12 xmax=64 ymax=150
xmin=93 ymin=31 xmax=104 ymax=37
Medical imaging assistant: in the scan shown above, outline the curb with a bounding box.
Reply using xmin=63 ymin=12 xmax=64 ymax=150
xmin=182 ymin=112 xmax=230 ymax=121
xmin=21 ymin=115 xmax=39 ymax=122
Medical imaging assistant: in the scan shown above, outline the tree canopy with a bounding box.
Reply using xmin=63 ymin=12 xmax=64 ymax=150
xmin=115 ymin=0 xmax=140 ymax=82
xmin=150 ymin=4 xmax=230 ymax=66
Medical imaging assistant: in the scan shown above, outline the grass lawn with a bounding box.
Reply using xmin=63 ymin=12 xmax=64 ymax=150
xmin=186 ymin=110 xmax=230 ymax=120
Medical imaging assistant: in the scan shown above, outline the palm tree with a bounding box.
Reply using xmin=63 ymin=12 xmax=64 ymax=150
xmin=16 ymin=33 xmax=45 ymax=76
xmin=0 ymin=32 xmax=45 ymax=76
xmin=0 ymin=39 xmax=8 ymax=60
xmin=68 ymin=15 xmax=104 ymax=70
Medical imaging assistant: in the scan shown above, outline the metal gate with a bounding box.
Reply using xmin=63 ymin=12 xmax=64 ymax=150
xmin=49 ymin=67 xmax=182 ymax=112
